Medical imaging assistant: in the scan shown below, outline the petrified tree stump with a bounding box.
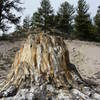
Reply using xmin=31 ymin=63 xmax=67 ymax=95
xmin=0 ymin=33 xmax=100 ymax=99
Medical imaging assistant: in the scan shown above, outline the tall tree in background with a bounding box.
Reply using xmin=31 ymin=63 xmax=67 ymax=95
xmin=56 ymin=1 xmax=74 ymax=34
xmin=94 ymin=6 xmax=100 ymax=34
xmin=31 ymin=12 xmax=42 ymax=30
xmin=31 ymin=0 xmax=54 ymax=33
xmin=23 ymin=16 xmax=31 ymax=32
xmin=13 ymin=16 xmax=31 ymax=37
xmin=74 ymin=0 xmax=92 ymax=40
xmin=0 ymin=0 xmax=23 ymax=32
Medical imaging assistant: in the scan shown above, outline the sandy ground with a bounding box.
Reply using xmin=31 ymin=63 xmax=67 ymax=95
xmin=0 ymin=40 xmax=24 ymax=83
xmin=66 ymin=40 xmax=100 ymax=86
xmin=67 ymin=41 xmax=100 ymax=77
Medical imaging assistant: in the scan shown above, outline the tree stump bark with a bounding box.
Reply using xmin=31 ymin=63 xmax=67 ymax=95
xmin=0 ymin=33 xmax=99 ymax=99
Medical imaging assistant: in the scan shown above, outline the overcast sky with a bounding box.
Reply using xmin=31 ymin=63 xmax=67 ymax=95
xmin=21 ymin=0 xmax=100 ymax=19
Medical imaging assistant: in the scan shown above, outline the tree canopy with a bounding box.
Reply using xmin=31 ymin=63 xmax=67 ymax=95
xmin=0 ymin=0 xmax=23 ymax=32
xmin=74 ymin=0 xmax=93 ymax=40
xmin=31 ymin=0 xmax=54 ymax=33
xmin=56 ymin=1 xmax=74 ymax=34
xmin=94 ymin=6 xmax=100 ymax=34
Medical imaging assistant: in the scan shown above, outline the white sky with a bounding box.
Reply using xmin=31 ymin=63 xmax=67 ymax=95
xmin=21 ymin=0 xmax=100 ymax=18
xmin=2 ymin=0 xmax=100 ymax=34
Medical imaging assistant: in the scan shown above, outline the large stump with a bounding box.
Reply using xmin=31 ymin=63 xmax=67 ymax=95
xmin=0 ymin=33 xmax=100 ymax=99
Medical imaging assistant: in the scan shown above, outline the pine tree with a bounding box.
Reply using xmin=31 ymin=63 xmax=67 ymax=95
xmin=31 ymin=0 xmax=54 ymax=33
xmin=23 ymin=16 xmax=31 ymax=32
xmin=57 ymin=1 xmax=74 ymax=34
xmin=94 ymin=6 xmax=100 ymax=34
xmin=0 ymin=0 xmax=23 ymax=32
xmin=74 ymin=0 xmax=92 ymax=40
xmin=13 ymin=16 xmax=31 ymax=38
xmin=13 ymin=25 xmax=23 ymax=37
xmin=31 ymin=12 xmax=42 ymax=29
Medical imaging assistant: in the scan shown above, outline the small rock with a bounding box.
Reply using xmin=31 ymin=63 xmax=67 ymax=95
xmin=47 ymin=85 xmax=55 ymax=92
xmin=92 ymin=93 xmax=100 ymax=100
xmin=1 ymin=85 xmax=17 ymax=97
xmin=71 ymin=89 xmax=89 ymax=99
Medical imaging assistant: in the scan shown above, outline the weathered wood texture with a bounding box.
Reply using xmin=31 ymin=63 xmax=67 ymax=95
xmin=0 ymin=33 xmax=88 ymax=98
